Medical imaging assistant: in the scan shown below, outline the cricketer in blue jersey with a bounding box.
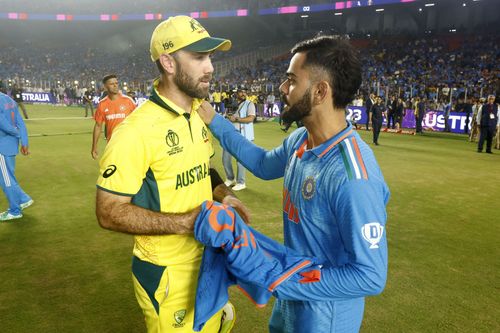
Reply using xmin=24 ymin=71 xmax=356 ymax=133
xmin=197 ymin=36 xmax=389 ymax=333
xmin=0 ymin=92 xmax=33 ymax=221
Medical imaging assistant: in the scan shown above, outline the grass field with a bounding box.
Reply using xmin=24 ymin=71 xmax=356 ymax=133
xmin=0 ymin=104 xmax=499 ymax=333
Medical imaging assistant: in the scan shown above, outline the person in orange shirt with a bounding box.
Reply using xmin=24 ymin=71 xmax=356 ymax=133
xmin=91 ymin=74 xmax=136 ymax=159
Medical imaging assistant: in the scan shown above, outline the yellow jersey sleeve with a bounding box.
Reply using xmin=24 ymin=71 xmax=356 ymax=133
xmin=97 ymin=124 xmax=150 ymax=196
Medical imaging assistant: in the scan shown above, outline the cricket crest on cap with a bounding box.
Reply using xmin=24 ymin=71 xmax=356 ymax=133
xmin=189 ymin=18 xmax=206 ymax=33
xmin=150 ymin=15 xmax=231 ymax=61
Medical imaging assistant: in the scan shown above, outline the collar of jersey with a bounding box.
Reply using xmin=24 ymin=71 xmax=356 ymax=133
xmin=149 ymin=78 xmax=202 ymax=116
xmin=297 ymin=122 xmax=353 ymax=159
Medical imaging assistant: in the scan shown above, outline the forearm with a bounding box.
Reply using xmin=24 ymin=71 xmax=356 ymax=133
xmin=96 ymin=189 xmax=200 ymax=235
xmin=92 ymin=124 xmax=102 ymax=149
xmin=274 ymin=258 xmax=387 ymax=301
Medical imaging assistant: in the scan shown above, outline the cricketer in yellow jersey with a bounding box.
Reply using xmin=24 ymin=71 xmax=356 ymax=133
xmin=95 ymin=15 xmax=250 ymax=333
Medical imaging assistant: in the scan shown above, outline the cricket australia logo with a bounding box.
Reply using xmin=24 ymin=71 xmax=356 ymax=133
xmin=361 ymin=222 xmax=384 ymax=249
xmin=173 ymin=309 xmax=186 ymax=328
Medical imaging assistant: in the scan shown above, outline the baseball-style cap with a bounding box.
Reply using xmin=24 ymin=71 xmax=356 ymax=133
xmin=150 ymin=15 xmax=232 ymax=61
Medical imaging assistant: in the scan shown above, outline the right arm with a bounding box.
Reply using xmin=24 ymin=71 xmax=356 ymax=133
xmin=96 ymin=188 xmax=199 ymax=235
xmin=91 ymin=122 xmax=103 ymax=159
xmin=198 ymin=101 xmax=288 ymax=180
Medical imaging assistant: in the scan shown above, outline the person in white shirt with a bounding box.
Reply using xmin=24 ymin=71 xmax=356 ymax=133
xmin=223 ymin=87 xmax=256 ymax=191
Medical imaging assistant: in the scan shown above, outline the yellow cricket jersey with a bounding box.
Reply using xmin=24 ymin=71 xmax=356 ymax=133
xmin=97 ymin=80 xmax=214 ymax=266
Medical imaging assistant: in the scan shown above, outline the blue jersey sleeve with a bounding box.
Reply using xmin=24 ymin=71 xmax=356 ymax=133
xmin=209 ymin=114 xmax=287 ymax=180
xmin=274 ymin=180 xmax=389 ymax=301
xmin=14 ymin=106 xmax=28 ymax=146
xmin=0 ymin=95 xmax=20 ymax=137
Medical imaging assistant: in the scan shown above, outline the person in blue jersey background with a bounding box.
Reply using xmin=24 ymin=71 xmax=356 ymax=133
xmin=0 ymin=92 xmax=33 ymax=221
xmin=197 ymin=35 xmax=389 ymax=333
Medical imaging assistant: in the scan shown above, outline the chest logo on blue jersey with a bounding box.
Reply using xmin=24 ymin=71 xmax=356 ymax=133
xmin=361 ymin=222 xmax=384 ymax=249
xmin=301 ymin=176 xmax=316 ymax=200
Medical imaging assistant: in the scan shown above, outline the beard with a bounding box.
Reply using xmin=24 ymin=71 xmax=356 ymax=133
xmin=173 ymin=64 xmax=210 ymax=99
xmin=281 ymin=88 xmax=312 ymax=125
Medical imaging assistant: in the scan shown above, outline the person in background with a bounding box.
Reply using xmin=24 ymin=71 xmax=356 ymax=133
xmin=83 ymin=87 xmax=94 ymax=118
xmin=90 ymin=74 xmax=136 ymax=159
xmin=10 ymin=84 xmax=28 ymax=119
xmin=223 ymin=87 xmax=256 ymax=191
xmin=0 ymin=92 xmax=33 ymax=221
xmin=371 ymin=96 xmax=386 ymax=145
xmin=476 ymin=94 xmax=498 ymax=153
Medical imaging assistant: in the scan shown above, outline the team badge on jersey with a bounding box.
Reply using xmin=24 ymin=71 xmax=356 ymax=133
xmin=301 ymin=176 xmax=316 ymax=200
xmin=361 ymin=222 xmax=384 ymax=249
xmin=166 ymin=129 xmax=183 ymax=156
xmin=173 ymin=309 xmax=186 ymax=328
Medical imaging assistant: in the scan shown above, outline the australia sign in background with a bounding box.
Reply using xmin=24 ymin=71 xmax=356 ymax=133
xmin=346 ymin=106 xmax=471 ymax=134
xmin=21 ymin=92 xmax=57 ymax=104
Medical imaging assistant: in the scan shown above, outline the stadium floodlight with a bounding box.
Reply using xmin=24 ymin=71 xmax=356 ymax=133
xmin=424 ymin=3 xmax=435 ymax=7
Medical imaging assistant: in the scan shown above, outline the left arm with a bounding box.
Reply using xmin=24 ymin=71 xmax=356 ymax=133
xmin=14 ymin=105 xmax=29 ymax=152
xmin=275 ymin=180 xmax=389 ymax=301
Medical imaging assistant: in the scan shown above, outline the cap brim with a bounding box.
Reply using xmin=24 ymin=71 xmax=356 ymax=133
xmin=183 ymin=37 xmax=232 ymax=53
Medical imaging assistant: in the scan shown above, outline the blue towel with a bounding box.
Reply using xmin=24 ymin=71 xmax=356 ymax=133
xmin=193 ymin=201 xmax=322 ymax=331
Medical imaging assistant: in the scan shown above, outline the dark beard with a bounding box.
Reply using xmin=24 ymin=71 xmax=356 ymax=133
xmin=281 ymin=88 xmax=312 ymax=125
xmin=173 ymin=64 xmax=209 ymax=99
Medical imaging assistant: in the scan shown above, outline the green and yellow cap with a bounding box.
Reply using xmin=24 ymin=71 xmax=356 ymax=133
xmin=150 ymin=15 xmax=232 ymax=61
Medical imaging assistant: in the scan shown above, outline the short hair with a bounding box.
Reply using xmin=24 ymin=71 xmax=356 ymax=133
xmin=291 ymin=35 xmax=361 ymax=109
xmin=102 ymin=74 xmax=117 ymax=84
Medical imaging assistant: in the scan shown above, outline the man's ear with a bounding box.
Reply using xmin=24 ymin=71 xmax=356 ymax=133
xmin=313 ymin=81 xmax=329 ymax=106
xmin=159 ymin=54 xmax=176 ymax=75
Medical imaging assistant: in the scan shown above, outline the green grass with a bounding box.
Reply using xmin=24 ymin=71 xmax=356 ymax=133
xmin=0 ymin=104 xmax=499 ymax=332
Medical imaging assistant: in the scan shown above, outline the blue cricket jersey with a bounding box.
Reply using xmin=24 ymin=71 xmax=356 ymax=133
xmin=0 ymin=93 xmax=28 ymax=156
xmin=208 ymin=114 xmax=389 ymax=333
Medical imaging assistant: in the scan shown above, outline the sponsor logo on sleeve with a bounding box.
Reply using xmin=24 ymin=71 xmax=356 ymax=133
xmin=102 ymin=165 xmax=117 ymax=178
xmin=361 ymin=222 xmax=384 ymax=249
